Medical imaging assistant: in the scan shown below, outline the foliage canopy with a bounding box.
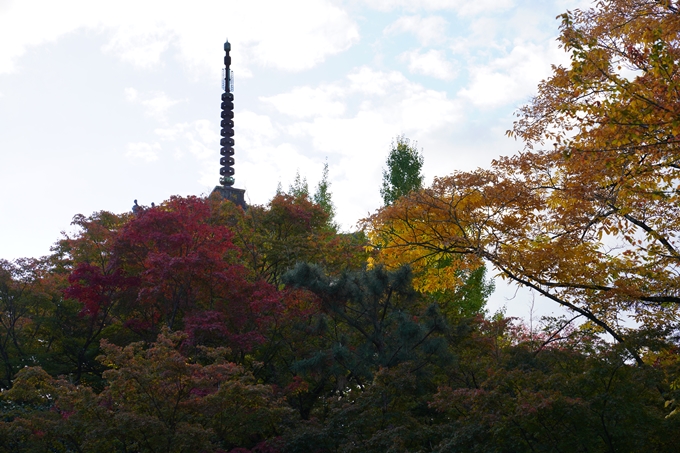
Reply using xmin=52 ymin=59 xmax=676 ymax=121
xmin=366 ymin=0 xmax=680 ymax=361
xmin=2 ymin=2 xmax=680 ymax=451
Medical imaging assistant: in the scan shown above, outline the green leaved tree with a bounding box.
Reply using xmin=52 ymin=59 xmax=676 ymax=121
xmin=313 ymin=160 xmax=336 ymax=230
xmin=288 ymin=170 xmax=309 ymax=199
xmin=380 ymin=135 xmax=424 ymax=206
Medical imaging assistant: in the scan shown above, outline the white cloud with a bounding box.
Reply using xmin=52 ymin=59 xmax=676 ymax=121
xmin=0 ymin=0 xmax=95 ymax=74
xmin=400 ymin=86 xmax=460 ymax=131
xmin=186 ymin=139 xmax=213 ymax=161
xmin=349 ymin=67 xmax=461 ymax=128
xmin=151 ymin=119 xmax=220 ymax=187
xmin=0 ymin=0 xmax=359 ymax=76
xmin=166 ymin=0 xmax=360 ymax=76
xmin=125 ymin=88 xmax=182 ymax=121
xmin=362 ymin=0 xmax=514 ymax=14
xmin=242 ymin=1 xmax=359 ymax=72
xmin=0 ymin=0 xmax=594 ymax=272
xmin=124 ymin=87 xmax=138 ymax=102
xmin=451 ymin=17 xmax=506 ymax=54
xmin=237 ymin=111 xmax=279 ymax=149
xmin=457 ymin=0 xmax=515 ymax=16
xmin=267 ymin=67 xmax=461 ymax=136
xmin=126 ymin=141 xmax=160 ymax=162
xmin=347 ymin=66 xmax=408 ymax=96
xmin=155 ymin=120 xmax=218 ymax=160
xmin=103 ymin=26 xmax=173 ymax=69
xmin=238 ymin=141 xmax=318 ymax=201
xmin=283 ymin=67 xmax=462 ymax=140
xmin=458 ymin=41 xmax=568 ymax=108
xmin=260 ymin=85 xmax=346 ymax=118
xmin=141 ymin=93 xmax=182 ymax=122
xmin=400 ymin=49 xmax=456 ymax=80
xmin=192 ymin=120 xmax=218 ymax=150
xmin=275 ymin=68 xmax=462 ymax=173
xmin=383 ymin=15 xmax=448 ymax=45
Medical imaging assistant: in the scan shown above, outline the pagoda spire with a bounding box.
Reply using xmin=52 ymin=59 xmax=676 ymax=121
xmin=219 ymin=40 xmax=235 ymax=186
xmin=212 ymin=39 xmax=246 ymax=208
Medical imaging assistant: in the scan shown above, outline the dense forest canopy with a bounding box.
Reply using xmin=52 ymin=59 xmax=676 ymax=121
xmin=2 ymin=1 xmax=680 ymax=452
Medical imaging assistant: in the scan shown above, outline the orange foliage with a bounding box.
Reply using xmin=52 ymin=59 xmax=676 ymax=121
xmin=366 ymin=0 xmax=680 ymax=354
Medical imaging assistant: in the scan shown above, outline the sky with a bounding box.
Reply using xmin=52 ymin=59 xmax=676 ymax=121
xmin=0 ymin=0 xmax=591 ymax=319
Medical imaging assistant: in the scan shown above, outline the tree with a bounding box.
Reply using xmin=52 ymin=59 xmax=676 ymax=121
xmin=4 ymin=185 xmax=680 ymax=451
xmin=50 ymin=210 xmax=134 ymax=385
xmin=0 ymin=332 xmax=291 ymax=453
xmin=366 ymin=0 xmax=680 ymax=356
xmin=503 ymin=0 xmax=680 ymax=334
xmin=435 ymin=265 xmax=495 ymax=319
xmin=229 ymin=193 xmax=332 ymax=286
xmin=281 ymin=263 xmax=452 ymax=419
xmin=429 ymin=319 xmax=680 ymax=453
xmin=96 ymin=330 xmax=290 ymax=452
xmin=313 ymin=159 xmax=336 ymax=230
xmin=0 ymin=259 xmax=55 ymax=389
xmin=214 ymin=191 xmax=367 ymax=287
xmin=289 ymin=170 xmax=309 ymax=199
xmin=111 ymin=196 xmax=243 ymax=332
xmin=59 ymin=196 xmax=284 ymax=363
xmin=380 ymin=135 xmax=424 ymax=206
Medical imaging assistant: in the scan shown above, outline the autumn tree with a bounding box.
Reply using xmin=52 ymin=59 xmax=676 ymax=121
xmin=111 ymin=196 xmax=243 ymax=332
xmin=214 ymin=190 xmax=366 ymax=287
xmin=227 ymin=193 xmax=331 ymax=286
xmin=0 ymin=331 xmax=291 ymax=453
xmin=435 ymin=264 xmax=494 ymax=319
xmin=0 ymin=249 xmax=125 ymax=388
xmin=366 ymin=0 xmax=680 ymax=356
xmin=503 ymin=0 xmax=680 ymax=329
xmin=371 ymin=134 xmax=497 ymax=316
xmin=45 ymin=210 xmax=138 ymax=383
xmin=55 ymin=196 xmax=285 ymax=368
xmin=277 ymin=307 xmax=680 ymax=452
xmin=4 ymin=189 xmax=680 ymax=451
xmin=286 ymin=163 xmax=337 ymax=230
xmin=96 ymin=330 xmax=290 ymax=452
xmin=51 ymin=210 xmax=130 ymax=274
xmin=0 ymin=259 xmax=57 ymax=389
xmin=374 ymin=135 xmax=483 ymax=296
xmin=428 ymin=319 xmax=680 ymax=453
xmin=380 ymin=135 xmax=424 ymax=206
xmin=3 ymin=312 xmax=678 ymax=452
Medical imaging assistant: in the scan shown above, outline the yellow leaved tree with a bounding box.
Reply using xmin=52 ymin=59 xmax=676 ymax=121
xmin=366 ymin=0 xmax=680 ymax=358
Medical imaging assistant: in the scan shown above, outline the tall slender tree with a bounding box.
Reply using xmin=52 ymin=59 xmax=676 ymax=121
xmin=380 ymin=135 xmax=424 ymax=206
xmin=313 ymin=159 xmax=336 ymax=230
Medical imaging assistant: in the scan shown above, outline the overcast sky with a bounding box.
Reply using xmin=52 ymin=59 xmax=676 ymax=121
xmin=0 ymin=0 xmax=590 ymax=318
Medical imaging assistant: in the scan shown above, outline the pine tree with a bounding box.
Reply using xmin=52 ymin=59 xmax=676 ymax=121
xmin=282 ymin=263 xmax=451 ymax=383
